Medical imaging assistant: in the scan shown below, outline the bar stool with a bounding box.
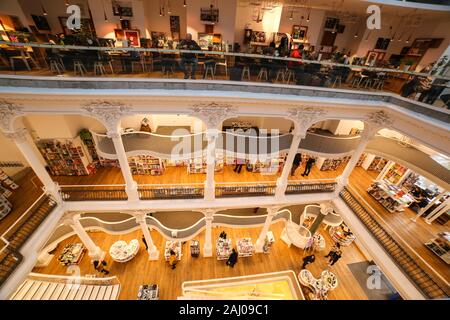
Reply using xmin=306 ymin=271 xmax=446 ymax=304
xmin=332 ymin=75 xmax=342 ymax=88
xmin=214 ymin=56 xmax=228 ymax=76
xmin=9 ymin=50 xmax=39 ymax=71
xmin=73 ymin=60 xmax=87 ymax=76
xmin=94 ymin=61 xmax=106 ymax=76
xmin=360 ymin=76 xmax=373 ymax=89
xmin=284 ymin=69 xmax=295 ymax=84
xmin=241 ymin=65 xmax=251 ymax=81
xmin=204 ymin=63 xmax=215 ymax=79
xmin=275 ymin=68 xmax=286 ymax=82
xmin=257 ymin=67 xmax=268 ymax=81
xmin=49 ymin=59 xmax=64 ymax=75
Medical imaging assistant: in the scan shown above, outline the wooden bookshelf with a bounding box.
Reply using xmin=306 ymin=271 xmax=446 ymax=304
xmin=128 ymin=156 xmax=165 ymax=175
xmin=383 ymin=164 xmax=408 ymax=185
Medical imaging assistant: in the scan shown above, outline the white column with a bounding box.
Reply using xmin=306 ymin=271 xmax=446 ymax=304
xmin=376 ymin=160 xmax=395 ymax=182
xmin=107 ymin=129 xmax=139 ymax=201
xmin=255 ymin=207 xmax=279 ymax=253
xmin=204 ymin=129 xmax=219 ymax=201
xmin=411 ymin=190 xmax=447 ymax=222
xmin=4 ymin=129 xmax=61 ymax=202
xmin=275 ymin=130 xmax=303 ymax=199
xmin=425 ymin=204 xmax=449 ymax=224
xmin=337 ymin=126 xmax=378 ymax=189
xmin=203 ymin=209 xmax=214 ymax=257
xmin=136 ymin=214 xmax=159 ymax=260
xmin=64 ymin=214 xmax=105 ymax=261
xmin=424 ymin=197 xmax=450 ymax=223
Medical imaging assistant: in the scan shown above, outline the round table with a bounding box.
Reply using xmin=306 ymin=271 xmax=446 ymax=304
xmin=109 ymin=239 xmax=140 ymax=263
xmin=298 ymin=269 xmax=338 ymax=300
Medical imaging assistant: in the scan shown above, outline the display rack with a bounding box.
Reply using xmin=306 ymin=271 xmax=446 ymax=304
xmin=383 ymin=164 xmax=408 ymax=185
xmin=0 ymin=195 xmax=12 ymax=221
xmin=356 ymin=153 xmax=367 ymax=167
xmin=99 ymin=158 xmax=120 ymax=168
xmin=216 ymin=237 xmax=232 ymax=260
xmin=236 ymin=238 xmax=255 ymax=257
xmin=164 ymin=241 xmax=182 ymax=261
xmin=367 ymin=156 xmax=388 ymax=172
xmin=137 ymin=284 xmax=159 ymax=300
xmin=424 ymin=232 xmax=450 ymax=264
xmin=36 ymin=138 xmax=94 ymax=176
xmin=187 ymin=155 xmax=224 ymax=174
xmin=79 ymin=129 xmax=99 ymax=163
xmin=251 ymin=155 xmax=285 ymax=174
xmin=0 ymin=168 xmax=19 ymax=191
xmin=316 ymin=156 xmax=350 ymax=171
xmin=367 ymin=181 xmax=414 ymax=213
xmin=190 ymin=240 xmax=200 ymax=257
xmin=329 ymin=223 xmax=356 ymax=246
xmin=128 ymin=156 xmax=165 ymax=175
xmin=57 ymin=243 xmax=85 ymax=266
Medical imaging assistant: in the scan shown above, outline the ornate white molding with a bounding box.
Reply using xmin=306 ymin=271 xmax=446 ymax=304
xmin=365 ymin=110 xmax=394 ymax=128
xmin=0 ymin=100 xmax=24 ymax=132
xmin=3 ymin=128 xmax=28 ymax=143
xmin=286 ymin=106 xmax=328 ymax=135
xmin=82 ymin=100 xmax=132 ymax=133
xmin=190 ymin=102 xmax=238 ymax=129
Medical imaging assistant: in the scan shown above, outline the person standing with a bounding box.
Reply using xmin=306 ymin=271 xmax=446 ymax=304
xmin=142 ymin=234 xmax=148 ymax=251
xmin=328 ymin=249 xmax=342 ymax=266
xmin=233 ymin=158 xmax=245 ymax=174
xmin=169 ymin=250 xmax=178 ymax=270
xmin=301 ymin=157 xmax=316 ymax=177
xmin=291 ymin=153 xmax=302 ymax=176
xmin=226 ymin=248 xmax=238 ymax=268
xmin=178 ymin=33 xmax=201 ymax=79
xmin=301 ymin=254 xmax=315 ymax=269
xmin=93 ymin=260 xmax=109 ymax=275
xmin=325 ymin=243 xmax=340 ymax=259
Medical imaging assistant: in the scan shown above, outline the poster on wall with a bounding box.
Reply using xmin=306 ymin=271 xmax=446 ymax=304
xmin=31 ymin=15 xmax=50 ymax=31
xmin=170 ymin=16 xmax=180 ymax=40
xmin=292 ymin=25 xmax=307 ymax=40
xmin=124 ymin=29 xmax=140 ymax=47
xmin=375 ymin=37 xmax=390 ymax=50
xmin=243 ymin=29 xmax=252 ymax=44
xmin=200 ymin=7 xmax=219 ymax=24
xmin=251 ymin=31 xmax=266 ymax=44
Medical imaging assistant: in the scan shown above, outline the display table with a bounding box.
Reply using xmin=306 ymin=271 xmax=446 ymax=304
xmin=298 ymin=269 xmax=338 ymax=300
xmin=190 ymin=240 xmax=200 ymax=257
xmin=313 ymin=234 xmax=326 ymax=251
xmin=425 ymin=232 xmax=450 ymax=264
xmin=216 ymin=237 xmax=232 ymax=260
xmin=137 ymin=284 xmax=159 ymax=300
xmin=109 ymin=239 xmax=140 ymax=263
xmin=367 ymin=181 xmax=414 ymax=212
xmin=329 ymin=223 xmax=356 ymax=246
xmin=236 ymin=238 xmax=255 ymax=257
xmin=164 ymin=241 xmax=182 ymax=261
xmin=58 ymin=243 xmax=85 ymax=266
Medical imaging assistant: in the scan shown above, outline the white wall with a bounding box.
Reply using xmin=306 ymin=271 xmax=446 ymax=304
xmin=0 ymin=0 xmax=29 ymax=31
xmin=143 ymin=0 xmax=187 ymax=40
xmin=334 ymin=120 xmax=365 ymax=135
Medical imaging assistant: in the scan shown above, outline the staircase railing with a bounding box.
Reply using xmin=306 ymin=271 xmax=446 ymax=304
xmin=339 ymin=187 xmax=449 ymax=299
xmin=59 ymin=185 xmax=128 ymax=201
xmin=0 ymin=194 xmax=57 ymax=288
xmin=286 ymin=179 xmax=337 ymax=194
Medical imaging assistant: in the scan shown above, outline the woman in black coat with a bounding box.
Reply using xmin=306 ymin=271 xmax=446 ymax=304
xmin=226 ymin=248 xmax=238 ymax=268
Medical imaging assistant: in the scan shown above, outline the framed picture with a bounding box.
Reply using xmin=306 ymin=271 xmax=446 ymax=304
xmin=365 ymin=51 xmax=385 ymax=66
xmin=200 ymin=7 xmax=219 ymax=24
xmin=170 ymin=16 xmax=180 ymax=40
xmin=251 ymin=31 xmax=266 ymax=44
xmin=124 ymin=29 xmax=140 ymax=47
xmin=114 ymin=29 xmax=125 ymax=41
xmin=244 ymin=28 xmax=252 ymax=44
xmin=375 ymin=37 xmax=390 ymax=50
xmin=31 ymin=15 xmax=50 ymax=31
xmin=292 ymin=25 xmax=307 ymax=40
xmin=112 ymin=2 xmax=133 ymax=17
xmin=337 ymin=24 xmax=345 ymax=33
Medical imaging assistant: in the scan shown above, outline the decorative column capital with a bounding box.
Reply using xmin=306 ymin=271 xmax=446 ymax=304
xmin=3 ymin=128 xmax=28 ymax=143
xmin=0 ymin=100 xmax=24 ymax=132
xmin=61 ymin=213 xmax=78 ymax=226
xmin=203 ymin=208 xmax=216 ymax=220
xmin=286 ymin=106 xmax=328 ymax=136
xmin=266 ymin=206 xmax=280 ymax=217
xmin=365 ymin=110 xmax=393 ymax=129
xmin=190 ymin=102 xmax=237 ymax=129
xmin=82 ymin=100 xmax=131 ymax=134
xmin=361 ymin=123 xmax=380 ymax=141
xmin=205 ymin=128 xmax=220 ymax=141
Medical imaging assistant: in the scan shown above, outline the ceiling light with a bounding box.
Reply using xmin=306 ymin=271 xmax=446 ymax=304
xmin=65 ymin=0 xmax=70 ymax=6
xmin=183 ymin=0 xmax=187 ymax=7
xmin=289 ymin=11 xmax=293 ymax=20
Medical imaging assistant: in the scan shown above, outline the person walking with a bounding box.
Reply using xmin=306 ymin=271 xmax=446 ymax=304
xmin=226 ymin=248 xmax=238 ymax=268
xmin=301 ymin=157 xmax=316 ymax=177
xmin=328 ymin=249 xmax=342 ymax=266
xmin=93 ymin=260 xmax=109 ymax=275
xmin=233 ymin=158 xmax=245 ymax=174
xmin=169 ymin=250 xmax=178 ymax=269
xmin=142 ymin=234 xmax=148 ymax=251
xmin=178 ymin=33 xmax=201 ymax=79
xmin=325 ymin=243 xmax=340 ymax=259
xmin=291 ymin=153 xmax=302 ymax=176
xmin=301 ymin=254 xmax=315 ymax=269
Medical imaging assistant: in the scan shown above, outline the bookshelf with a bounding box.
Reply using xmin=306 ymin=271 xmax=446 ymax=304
xmin=356 ymin=153 xmax=367 ymax=167
xmin=128 ymin=156 xmax=165 ymax=175
xmin=383 ymin=164 xmax=408 ymax=185
xmin=367 ymin=156 xmax=388 ymax=172
xmin=316 ymin=156 xmax=350 ymax=171
xmin=187 ymin=154 xmax=224 ymax=174
xmin=36 ymin=137 xmax=95 ymax=176
xmin=0 ymin=168 xmax=19 ymax=192
xmin=80 ymin=130 xmax=120 ymax=168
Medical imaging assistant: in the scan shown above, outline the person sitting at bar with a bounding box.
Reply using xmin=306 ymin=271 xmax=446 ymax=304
xmin=178 ymin=33 xmax=201 ymax=80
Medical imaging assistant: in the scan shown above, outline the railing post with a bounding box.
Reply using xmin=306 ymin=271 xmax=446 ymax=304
xmin=275 ymin=130 xmax=304 ymax=199
xmin=63 ymin=214 xmax=105 ymax=262
xmin=202 ymin=209 xmax=215 ymax=257
xmin=336 ymin=124 xmax=379 ymax=193
xmin=255 ymin=206 xmax=279 ymax=253
xmin=3 ymin=128 xmax=62 ymax=203
xmin=204 ymin=129 xmax=219 ymax=201
xmin=136 ymin=213 xmax=159 ymax=260
xmin=424 ymin=197 xmax=450 ymax=224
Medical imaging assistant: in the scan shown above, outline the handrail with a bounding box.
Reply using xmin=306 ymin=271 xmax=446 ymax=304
xmin=216 ymin=181 xmax=277 ymax=185
xmin=1 ymin=40 xmax=448 ymax=80
xmin=59 ymin=184 xmax=126 ymax=188
xmin=28 ymin=272 xmax=119 ymax=283
xmin=138 ymin=183 xmax=205 ymax=187
xmin=121 ymin=130 xmax=205 ymax=138
xmin=346 ymin=185 xmax=450 ymax=289
xmin=306 ymin=131 xmax=362 ymax=140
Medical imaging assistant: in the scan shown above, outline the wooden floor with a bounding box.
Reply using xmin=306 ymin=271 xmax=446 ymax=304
xmin=52 ymin=163 xmax=343 ymax=186
xmin=0 ymin=169 xmax=43 ymax=236
xmin=32 ymin=221 xmax=370 ymax=300
xmin=348 ymin=167 xmax=450 ymax=284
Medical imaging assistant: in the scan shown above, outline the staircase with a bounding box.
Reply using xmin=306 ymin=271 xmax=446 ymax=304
xmin=0 ymin=195 xmax=57 ymax=288
xmin=340 ymin=188 xmax=449 ymax=299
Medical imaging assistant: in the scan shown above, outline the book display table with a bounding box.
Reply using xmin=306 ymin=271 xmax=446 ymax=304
xmin=164 ymin=241 xmax=182 ymax=261
xmin=190 ymin=240 xmax=200 ymax=257
xmin=109 ymin=239 xmax=140 ymax=263
xmin=236 ymin=238 xmax=255 ymax=257
xmin=137 ymin=284 xmax=159 ymax=300
xmin=216 ymin=237 xmax=232 ymax=260
xmin=58 ymin=243 xmax=85 ymax=266
xmin=298 ymin=269 xmax=338 ymax=300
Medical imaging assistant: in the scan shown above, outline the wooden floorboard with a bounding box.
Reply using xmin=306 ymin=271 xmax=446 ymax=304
xmin=32 ymin=221 xmax=369 ymax=300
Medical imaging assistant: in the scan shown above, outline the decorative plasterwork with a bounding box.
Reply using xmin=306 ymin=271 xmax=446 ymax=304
xmin=286 ymin=106 xmax=328 ymax=134
xmin=365 ymin=110 xmax=394 ymax=128
xmin=190 ymin=102 xmax=238 ymax=129
xmin=2 ymin=128 xmax=28 ymax=143
xmin=82 ymin=100 xmax=132 ymax=133
xmin=0 ymin=100 xmax=24 ymax=132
